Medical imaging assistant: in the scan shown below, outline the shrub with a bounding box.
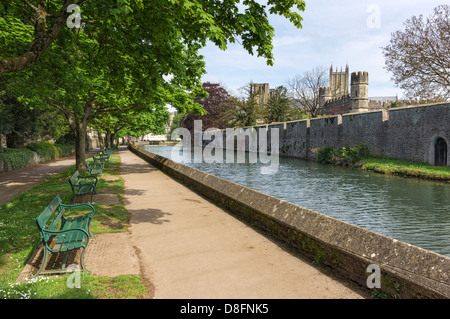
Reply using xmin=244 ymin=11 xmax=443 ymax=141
xmin=26 ymin=141 xmax=59 ymax=161
xmin=318 ymin=146 xmax=336 ymax=163
xmin=26 ymin=142 xmax=74 ymax=162
xmin=318 ymin=143 xmax=369 ymax=166
xmin=0 ymin=148 xmax=36 ymax=171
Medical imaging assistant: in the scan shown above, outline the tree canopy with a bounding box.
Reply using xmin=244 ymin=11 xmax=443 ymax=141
xmin=182 ymin=82 xmax=232 ymax=133
xmin=1 ymin=0 xmax=307 ymax=169
xmin=0 ymin=0 xmax=306 ymax=74
xmin=382 ymin=4 xmax=450 ymax=102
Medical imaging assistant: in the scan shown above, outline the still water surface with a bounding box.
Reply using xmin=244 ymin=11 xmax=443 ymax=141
xmin=141 ymin=145 xmax=450 ymax=257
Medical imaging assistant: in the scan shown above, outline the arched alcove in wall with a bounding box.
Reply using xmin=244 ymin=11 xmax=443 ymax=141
xmin=434 ymin=137 xmax=448 ymax=166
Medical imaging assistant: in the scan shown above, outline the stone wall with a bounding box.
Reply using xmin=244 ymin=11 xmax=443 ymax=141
xmin=129 ymin=145 xmax=450 ymax=298
xmin=249 ymin=102 xmax=449 ymax=166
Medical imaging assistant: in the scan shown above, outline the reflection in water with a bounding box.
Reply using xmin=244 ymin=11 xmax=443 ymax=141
xmin=141 ymin=145 xmax=450 ymax=257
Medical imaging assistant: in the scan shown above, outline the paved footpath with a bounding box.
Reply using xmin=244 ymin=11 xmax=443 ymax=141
xmin=0 ymin=150 xmax=97 ymax=205
xmin=7 ymin=147 xmax=367 ymax=298
xmin=0 ymin=155 xmax=77 ymax=205
xmin=120 ymin=148 xmax=367 ymax=299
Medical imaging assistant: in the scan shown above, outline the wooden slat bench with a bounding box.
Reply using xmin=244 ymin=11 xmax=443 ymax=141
xmin=34 ymin=195 xmax=95 ymax=277
xmin=69 ymin=170 xmax=98 ymax=204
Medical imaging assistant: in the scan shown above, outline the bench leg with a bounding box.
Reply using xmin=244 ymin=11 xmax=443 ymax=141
xmin=87 ymin=221 xmax=95 ymax=238
xmin=33 ymin=246 xmax=50 ymax=278
xmin=79 ymin=247 xmax=91 ymax=274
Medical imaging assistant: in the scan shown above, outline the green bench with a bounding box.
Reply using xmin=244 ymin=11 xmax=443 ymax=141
xmin=93 ymin=153 xmax=110 ymax=165
xmin=34 ymin=195 xmax=95 ymax=277
xmin=69 ymin=171 xmax=98 ymax=204
xmin=86 ymin=159 xmax=103 ymax=175
xmin=104 ymin=147 xmax=114 ymax=155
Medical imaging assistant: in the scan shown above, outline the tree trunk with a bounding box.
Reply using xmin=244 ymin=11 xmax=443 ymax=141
xmin=75 ymin=123 xmax=87 ymax=171
xmin=109 ymin=132 xmax=116 ymax=148
xmin=104 ymin=130 xmax=110 ymax=148
xmin=98 ymin=133 xmax=105 ymax=150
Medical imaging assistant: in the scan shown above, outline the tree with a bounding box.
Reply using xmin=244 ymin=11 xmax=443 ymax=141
xmin=0 ymin=0 xmax=306 ymax=74
xmin=226 ymin=82 xmax=265 ymax=127
xmin=2 ymin=1 xmax=207 ymax=170
xmin=0 ymin=87 xmax=68 ymax=148
xmin=287 ymin=66 xmax=328 ymax=117
xmin=90 ymin=109 xmax=169 ymax=149
xmin=264 ymin=85 xmax=293 ymax=123
xmin=382 ymin=5 xmax=450 ymax=102
xmin=1 ymin=0 xmax=307 ymax=169
xmin=182 ymin=82 xmax=232 ymax=133
xmin=168 ymin=112 xmax=187 ymax=140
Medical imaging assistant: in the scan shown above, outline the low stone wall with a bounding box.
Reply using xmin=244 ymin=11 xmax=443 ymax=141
xmin=129 ymin=145 xmax=450 ymax=299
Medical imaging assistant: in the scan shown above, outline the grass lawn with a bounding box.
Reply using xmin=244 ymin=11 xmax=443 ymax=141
xmin=0 ymin=152 xmax=148 ymax=299
xmin=356 ymin=157 xmax=450 ymax=182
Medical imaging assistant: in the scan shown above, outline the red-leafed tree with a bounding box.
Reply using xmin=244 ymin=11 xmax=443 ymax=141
xmin=182 ymin=82 xmax=232 ymax=133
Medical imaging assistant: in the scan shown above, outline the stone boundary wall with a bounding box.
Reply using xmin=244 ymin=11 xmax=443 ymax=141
xmin=129 ymin=145 xmax=450 ymax=299
xmin=222 ymin=102 xmax=450 ymax=166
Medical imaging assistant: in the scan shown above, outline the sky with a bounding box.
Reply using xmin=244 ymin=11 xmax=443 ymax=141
xmin=198 ymin=0 xmax=448 ymax=99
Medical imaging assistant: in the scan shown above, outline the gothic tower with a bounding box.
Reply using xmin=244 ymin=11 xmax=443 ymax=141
xmin=251 ymin=83 xmax=270 ymax=108
xmin=329 ymin=64 xmax=349 ymax=97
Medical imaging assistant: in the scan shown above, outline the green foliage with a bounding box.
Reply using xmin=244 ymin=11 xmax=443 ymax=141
xmin=264 ymin=85 xmax=292 ymax=123
xmin=388 ymin=100 xmax=400 ymax=108
xmin=168 ymin=112 xmax=187 ymax=139
xmin=1 ymin=0 xmax=307 ymax=169
xmin=318 ymin=143 xmax=369 ymax=166
xmin=26 ymin=142 xmax=74 ymax=161
xmin=0 ymin=148 xmax=35 ymax=171
xmin=0 ymin=143 xmax=74 ymax=172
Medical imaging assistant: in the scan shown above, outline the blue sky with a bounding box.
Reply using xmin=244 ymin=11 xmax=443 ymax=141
xmin=199 ymin=0 xmax=448 ymax=99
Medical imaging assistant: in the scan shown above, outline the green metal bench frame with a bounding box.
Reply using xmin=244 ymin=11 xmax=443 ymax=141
xmin=93 ymin=153 xmax=110 ymax=165
xmin=86 ymin=159 xmax=103 ymax=175
xmin=69 ymin=170 xmax=98 ymax=204
xmin=34 ymin=195 xmax=95 ymax=277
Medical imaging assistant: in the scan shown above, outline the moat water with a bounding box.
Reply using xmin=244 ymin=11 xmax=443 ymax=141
xmin=141 ymin=145 xmax=450 ymax=257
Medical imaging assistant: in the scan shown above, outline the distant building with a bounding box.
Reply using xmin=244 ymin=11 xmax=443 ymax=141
xmin=318 ymin=65 xmax=395 ymax=116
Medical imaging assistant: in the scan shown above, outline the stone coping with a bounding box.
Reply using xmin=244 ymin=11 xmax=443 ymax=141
xmin=129 ymin=145 xmax=449 ymax=299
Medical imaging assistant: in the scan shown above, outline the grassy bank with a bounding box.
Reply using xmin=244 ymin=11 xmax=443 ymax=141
xmin=356 ymin=157 xmax=450 ymax=182
xmin=0 ymin=152 xmax=148 ymax=299
xmin=318 ymin=144 xmax=450 ymax=182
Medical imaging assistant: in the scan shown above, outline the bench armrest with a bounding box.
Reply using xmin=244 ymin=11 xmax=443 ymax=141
xmin=60 ymin=203 xmax=95 ymax=219
xmin=78 ymin=175 xmax=98 ymax=181
xmin=78 ymin=175 xmax=98 ymax=186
